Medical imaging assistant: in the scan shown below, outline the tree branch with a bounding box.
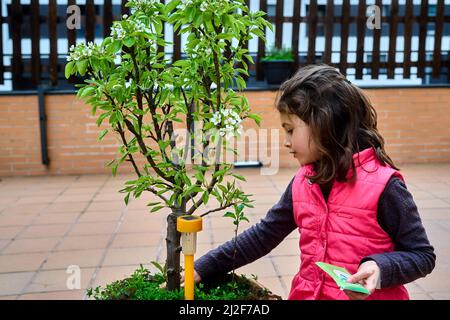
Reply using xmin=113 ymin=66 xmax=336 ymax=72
xmin=199 ymin=201 xmax=238 ymax=218
xmin=147 ymin=186 xmax=171 ymax=206
xmin=187 ymin=162 xmax=221 ymax=215
xmin=116 ymin=122 xmax=142 ymax=177
xmin=123 ymin=118 xmax=175 ymax=184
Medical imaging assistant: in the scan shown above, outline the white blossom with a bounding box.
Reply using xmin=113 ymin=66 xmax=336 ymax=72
xmin=67 ymin=41 xmax=104 ymax=62
xmin=111 ymin=23 xmax=126 ymax=40
xmin=180 ymin=0 xmax=193 ymax=10
xmin=110 ymin=18 xmax=151 ymax=41
xmin=200 ymin=2 xmax=208 ymax=12
xmin=210 ymin=108 xmax=243 ymax=140
xmin=129 ymin=0 xmax=157 ymax=12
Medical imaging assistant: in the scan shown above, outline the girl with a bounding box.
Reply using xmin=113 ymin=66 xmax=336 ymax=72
xmin=192 ymin=64 xmax=436 ymax=300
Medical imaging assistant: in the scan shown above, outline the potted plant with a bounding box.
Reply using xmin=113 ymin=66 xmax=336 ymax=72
xmin=261 ymin=46 xmax=294 ymax=85
xmin=65 ymin=0 xmax=280 ymax=300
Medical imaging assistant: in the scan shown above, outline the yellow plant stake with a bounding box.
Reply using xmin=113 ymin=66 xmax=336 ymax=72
xmin=177 ymin=215 xmax=202 ymax=300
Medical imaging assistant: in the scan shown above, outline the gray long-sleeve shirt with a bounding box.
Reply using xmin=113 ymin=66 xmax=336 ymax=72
xmin=194 ymin=176 xmax=436 ymax=289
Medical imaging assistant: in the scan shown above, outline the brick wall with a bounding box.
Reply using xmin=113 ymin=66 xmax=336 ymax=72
xmin=1 ymin=87 xmax=449 ymax=176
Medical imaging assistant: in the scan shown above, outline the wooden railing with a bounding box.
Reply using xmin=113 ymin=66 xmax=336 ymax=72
xmin=0 ymin=0 xmax=449 ymax=90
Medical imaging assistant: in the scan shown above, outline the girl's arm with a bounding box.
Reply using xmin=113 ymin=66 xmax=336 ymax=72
xmin=194 ymin=178 xmax=297 ymax=282
xmin=360 ymin=176 xmax=436 ymax=288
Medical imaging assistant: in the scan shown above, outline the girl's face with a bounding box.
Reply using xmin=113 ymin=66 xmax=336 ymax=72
xmin=279 ymin=112 xmax=320 ymax=166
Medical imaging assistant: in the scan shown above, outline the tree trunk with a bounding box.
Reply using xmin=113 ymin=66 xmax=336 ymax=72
xmin=166 ymin=209 xmax=182 ymax=291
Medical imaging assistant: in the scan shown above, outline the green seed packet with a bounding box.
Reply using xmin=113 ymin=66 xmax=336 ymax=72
xmin=315 ymin=262 xmax=371 ymax=295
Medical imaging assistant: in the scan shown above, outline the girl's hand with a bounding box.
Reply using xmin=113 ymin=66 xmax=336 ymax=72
xmin=180 ymin=269 xmax=202 ymax=286
xmin=344 ymin=260 xmax=381 ymax=300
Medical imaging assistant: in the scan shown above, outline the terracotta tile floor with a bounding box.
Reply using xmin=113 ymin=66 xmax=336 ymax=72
xmin=0 ymin=164 xmax=449 ymax=300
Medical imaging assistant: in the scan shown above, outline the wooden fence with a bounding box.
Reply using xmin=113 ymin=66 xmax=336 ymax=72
xmin=0 ymin=0 xmax=449 ymax=90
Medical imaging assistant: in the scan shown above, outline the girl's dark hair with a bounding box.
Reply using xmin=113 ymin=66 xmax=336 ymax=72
xmin=276 ymin=64 xmax=398 ymax=185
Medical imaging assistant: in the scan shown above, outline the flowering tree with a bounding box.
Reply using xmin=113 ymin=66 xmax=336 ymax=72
xmin=66 ymin=0 xmax=271 ymax=292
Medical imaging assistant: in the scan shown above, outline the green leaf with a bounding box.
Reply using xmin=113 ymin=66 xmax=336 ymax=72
xmin=110 ymin=40 xmax=122 ymax=53
xmin=193 ymin=12 xmax=203 ymax=28
xmin=80 ymin=86 xmax=96 ymax=98
xmin=247 ymin=113 xmax=262 ymax=126
xmin=150 ymin=261 xmax=165 ymax=275
xmin=112 ymin=163 xmax=119 ymax=176
xmin=123 ymin=37 xmax=135 ymax=47
xmin=236 ymin=77 xmax=246 ymax=91
xmin=241 ymin=216 xmax=250 ymax=223
xmin=65 ymin=61 xmax=75 ymax=79
xmin=194 ymin=172 xmax=204 ymax=183
xmin=244 ymin=54 xmax=254 ymax=64
xmin=154 ymin=19 xmax=163 ymax=35
xmin=77 ymin=60 xmax=89 ymax=76
xmin=213 ymin=169 xmax=227 ymax=178
xmin=218 ymin=185 xmax=228 ymax=194
xmin=97 ymin=129 xmax=108 ymax=141
xmin=165 ymin=0 xmax=180 ymax=13
xmin=105 ymin=159 xmax=115 ymax=167
xmin=124 ymin=193 xmax=130 ymax=205
xmin=96 ymin=112 xmax=111 ymax=127
xmin=217 ymin=33 xmax=233 ymax=41
xmin=202 ymin=192 xmax=209 ymax=205
xmin=231 ymin=173 xmax=246 ymax=181
xmin=173 ymin=60 xmax=190 ymax=68
xmin=158 ymin=140 xmax=171 ymax=151
xmin=251 ymin=28 xmax=265 ymax=38
xmin=235 ymin=68 xmax=249 ymax=76
xmin=223 ymin=212 xmax=235 ymax=219
xmin=115 ymin=110 xmax=124 ymax=124
xmin=150 ymin=205 xmax=164 ymax=212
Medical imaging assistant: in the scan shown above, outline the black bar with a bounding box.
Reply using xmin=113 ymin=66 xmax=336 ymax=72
xmin=432 ymin=0 xmax=445 ymax=79
xmin=403 ymin=0 xmax=413 ymax=79
xmin=307 ymin=0 xmax=317 ymax=64
xmin=157 ymin=0 xmax=165 ymax=55
xmin=275 ymin=0 xmax=284 ymax=49
xmin=172 ymin=1 xmax=181 ymax=62
xmin=355 ymin=0 xmax=366 ymax=79
xmin=448 ymin=50 xmax=450 ymax=83
xmin=11 ymin=0 xmax=23 ymax=89
xmin=292 ymin=0 xmax=301 ymax=69
xmin=173 ymin=33 xmax=181 ymax=62
xmin=38 ymin=86 xmax=50 ymax=166
xmin=67 ymin=0 xmax=77 ymax=84
xmin=237 ymin=0 xmax=250 ymax=81
xmin=339 ymin=0 xmax=350 ymax=76
xmin=370 ymin=0 xmax=382 ymax=79
xmin=31 ymin=0 xmax=41 ymax=87
xmin=121 ymin=0 xmax=129 ymax=16
xmin=104 ymin=0 xmax=113 ymax=38
xmin=417 ymin=0 xmax=428 ymax=79
xmin=49 ymin=0 xmax=58 ymax=86
xmin=256 ymin=0 xmax=267 ymax=80
xmin=387 ymin=0 xmax=399 ymax=79
xmin=86 ymin=0 xmax=95 ymax=42
xmin=323 ymin=0 xmax=333 ymax=64
xmin=0 ymin=0 xmax=4 ymax=84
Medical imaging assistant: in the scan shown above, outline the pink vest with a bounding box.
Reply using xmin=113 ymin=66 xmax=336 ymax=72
xmin=288 ymin=147 xmax=410 ymax=300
